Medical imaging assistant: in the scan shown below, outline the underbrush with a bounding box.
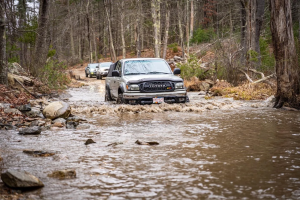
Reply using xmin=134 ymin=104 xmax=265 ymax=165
xmin=211 ymin=81 xmax=275 ymax=100
xmin=41 ymin=60 xmax=71 ymax=89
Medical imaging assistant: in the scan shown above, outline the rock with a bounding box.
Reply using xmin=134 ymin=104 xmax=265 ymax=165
xmin=23 ymin=150 xmax=55 ymax=157
xmin=107 ymin=142 xmax=123 ymax=147
xmin=199 ymin=82 xmax=211 ymax=91
xmin=198 ymin=91 xmax=206 ymax=96
xmin=24 ymin=107 xmax=43 ymax=118
xmin=42 ymin=101 xmax=71 ymax=120
xmin=135 ymin=140 xmax=159 ymax=145
xmin=76 ymin=124 xmax=90 ymax=130
xmin=1 ymin=169 xmax=44 ymax=188
xmin=0 ymin=124 xmax=16 ymax=130
xmin=18 ymin=126 xmax=41 ymax=135
xmin=8 ymin=63 xmax=28 ymax=76
xmin=85 ymin=139 xmax=96 ymax=145
xmin=66 ymin=121 xmax=79 ymax=129
xmin=0 ymin=103 xmax=11 ymax=109
xmin=52 ymin=118 xmax=66 ymax=128
xmin=30 ymin=120 xmax=39 ymax=127
xmin=4 ymin=108 xmax=22 ymax=115
xmin=47 ymin=169 xmax=76 ymax=179
xmin=67 ymin=116 xmax=87 ymax=123
xmin=17 ymin=104 xmax=31 ymax=112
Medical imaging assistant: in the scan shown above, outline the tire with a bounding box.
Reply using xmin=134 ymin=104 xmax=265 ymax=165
xmin=105 ymin=87 xmax=113 ymax=101
xmin=99 ymin=75 xmax=102 ymax=80
xmin=85 ymin=73 xmax=88 ymax=78
xmin=96 ymin=75 xmax=99 ymax=79
xmin=116 ymin=93 xmax=124 ymax=104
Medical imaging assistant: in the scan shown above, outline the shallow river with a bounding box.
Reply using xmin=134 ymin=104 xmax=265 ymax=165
xmin=1 ymin=82 xmax=300 ymax=199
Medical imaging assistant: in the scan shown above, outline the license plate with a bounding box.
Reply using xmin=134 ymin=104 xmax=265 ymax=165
xmin=153 ymin=97 xmax=164 ymax=104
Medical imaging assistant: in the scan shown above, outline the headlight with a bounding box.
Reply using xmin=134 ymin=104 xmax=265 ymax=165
xmin=175 ymin=82 xmax=184 ymax=89
xmin=126 ymin=84 xmax=140 ymax=91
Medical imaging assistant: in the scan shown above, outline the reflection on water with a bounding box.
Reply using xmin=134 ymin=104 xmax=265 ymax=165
xmin=0 ymin=85 xmax=300 ymax=199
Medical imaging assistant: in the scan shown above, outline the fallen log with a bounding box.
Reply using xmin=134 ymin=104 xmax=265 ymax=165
xmin=14 ymin=78 xmax=38 ymax=99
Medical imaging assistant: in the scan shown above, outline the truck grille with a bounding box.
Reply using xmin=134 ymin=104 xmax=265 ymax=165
xmin=141 ymin=81 xmax=174 ymax=92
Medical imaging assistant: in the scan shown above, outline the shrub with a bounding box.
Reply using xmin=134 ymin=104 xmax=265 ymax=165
xmin=190 ymin=28 xmax=216 ymax=44
xmin=41 ymin=59 xmax=70 ymax=89
xmin=177 ymin=54 xmax=208 ymax=80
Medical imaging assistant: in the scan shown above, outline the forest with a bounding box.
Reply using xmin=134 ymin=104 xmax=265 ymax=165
xmin=0 ymin=0 xmax=299 ymax=109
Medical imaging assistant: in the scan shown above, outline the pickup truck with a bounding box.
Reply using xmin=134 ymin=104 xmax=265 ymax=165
xmin=105 ymin=58 xmax=188 ymax=104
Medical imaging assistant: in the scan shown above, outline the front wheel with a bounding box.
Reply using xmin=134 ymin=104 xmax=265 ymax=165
xmin=85 ymin=73 xmax=88 ymax=77
xmin=105 ymin=87 xmax=113 ymax=101
xmin=116 ymin=93 xmax=124 ymax=104
xmin=96 ymin=75 xmax=99 ymax=79
xmin=99 ymin=75 xmax=102 ymax=80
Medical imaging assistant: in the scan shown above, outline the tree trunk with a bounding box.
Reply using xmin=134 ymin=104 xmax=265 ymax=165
xmin=34 ymin=0 xmax=49 ymax=75
xmin=104 ymin=0 xmax=116 ymax=62
xmin=255 ymin=0 xmax=265 ymax=64
xmin=240 ymin=0 xmax=247 ymax=64
xmin=186 ymin=0 xmax=190 ymax=55
xmin=190 ymin=0 xmax=194 ymax=39
xmin=119 ymin=1 xmax=126 ymax=59
xmin=136 ymin=0 xmax=141 ymax=58
xmin=162 ymin=2 xmax=170 ymax=60
xmin=0 ymin=1 xmax=7 ymax=85
xmin=270 ymin=0 xmax=300 ymax=109
xmin=68 ymin=0 xmax=75 ymax=58
xmin=177 ymin=1 xmax=185 ymax=59
xmin=151 ymin=0 xmax=160 ymax=58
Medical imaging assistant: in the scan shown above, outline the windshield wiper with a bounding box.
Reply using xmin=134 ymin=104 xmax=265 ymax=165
xmin=125 ymin=72 xmax=146 ymax=75
xmin=147 ymin=72 xmax=170 ymax=74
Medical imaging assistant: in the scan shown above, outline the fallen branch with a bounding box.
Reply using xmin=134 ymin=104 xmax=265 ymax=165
xmin=253 ymin=73 xmax=276 ymax=84
xmin=238 ymin=69 xmax=253 ymax=83
xmin=14 ymin=78 xmax=38 ymax=99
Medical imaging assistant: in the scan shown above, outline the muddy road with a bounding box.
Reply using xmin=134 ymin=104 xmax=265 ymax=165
xmin=1 ymin=74 xmax=300 ymax=199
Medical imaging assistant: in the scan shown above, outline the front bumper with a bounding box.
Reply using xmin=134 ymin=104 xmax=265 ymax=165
xmin=123 ymin=90 xmax=188 ymax=104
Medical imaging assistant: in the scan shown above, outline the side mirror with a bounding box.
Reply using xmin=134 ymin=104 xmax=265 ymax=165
xmin=173 ymin=68 xmax=181 ymax=75
xmin=112 ymin=70 xmax=120 ymax=77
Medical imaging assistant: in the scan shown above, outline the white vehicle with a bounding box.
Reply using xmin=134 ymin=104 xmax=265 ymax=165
xmin=105 ymin=58 xmax=188 ymax=104
xmin=96 ymin=62 xmax=113 ymax=79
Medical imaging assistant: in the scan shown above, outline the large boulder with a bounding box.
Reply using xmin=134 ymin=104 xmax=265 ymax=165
xmin=1 ymin=169 xmax=44 ymax=188
xmin=42 ymin=101 xmax=71 ymax=120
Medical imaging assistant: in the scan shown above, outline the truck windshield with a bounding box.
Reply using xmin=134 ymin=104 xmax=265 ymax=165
xmin=124 ymin=60 xmax=172 ymax=75
xmin=100 ymin=63 xmax=112 ymax=68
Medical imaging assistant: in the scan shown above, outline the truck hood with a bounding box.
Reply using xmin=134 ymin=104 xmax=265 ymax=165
xmin=124 ymin=74 xmax=183 ymax=84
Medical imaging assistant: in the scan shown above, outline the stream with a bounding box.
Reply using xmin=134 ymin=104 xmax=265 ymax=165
xmin=1 ymin=80 xmax=300 ymax=199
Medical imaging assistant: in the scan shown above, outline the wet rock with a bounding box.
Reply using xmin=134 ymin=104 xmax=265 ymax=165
xmin=42 ymin=101 xmax=71 ymax=120
xmin=0 ymin=124 xmax=16 ymax=130
xmin=4 ymin=108 xmax=22 ymax=115
xmin=1 ymin=169 xmax=44 ymax=188
xmin=85 ymin=139 xmax=96 ymax=145
xmin=47 ymin=169 xmax=76 ymax=179
xmin=67 ymin=116 xmax=87 ymax=123
xmin=23 ymin=150 xmax=55 ymax=157
xmin=135 ymin=140 xmax=159 ymax=145
xmin=17 ymin=104 xmax=31 ymax=112
xmin=107 ymin=142 xmax=123 ymax=147
xmin=198 ymin=91 xmax=206 ymax=96
xmin=18 ymin=126 xmax=41 ymax=135
xmin=76 ymin=124 xmax=90 ymax=130
xmin=30 ymin=120 xmax=39 ymax=127
xmin=24 ymin=107 xmax=43 ymax=118
xmin=52 ymin=118 xmax=66 ymax=128
xmin=66 ymin=121 xmax=79 ymax=129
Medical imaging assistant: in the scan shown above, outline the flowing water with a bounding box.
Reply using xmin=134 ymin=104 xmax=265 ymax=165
xmin=1 ymin=81 xmax=300 ymax=199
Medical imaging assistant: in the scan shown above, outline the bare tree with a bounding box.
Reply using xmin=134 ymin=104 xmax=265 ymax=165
xmin=162 ymin=0 xmax=170 ymax=59
xmin=270 ymin=0 xmax=299 ymax=108
xmin=0 ymin=0 xmax=7 ymax=85
xmin=104 ymin=0 xmax=116 ymax=62
xmin=34 ymin=0 xmax=49 ymax=75
xmin=151 ymin=0 xmax=161 ymax=58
